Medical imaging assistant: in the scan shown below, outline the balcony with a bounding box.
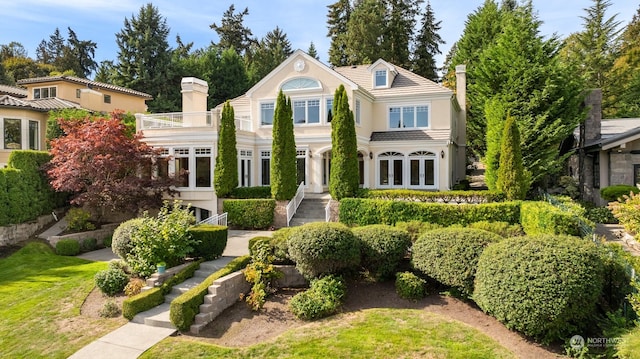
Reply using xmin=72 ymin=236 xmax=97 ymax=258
xmin=138 ymin=111 xmax=213 ymax=130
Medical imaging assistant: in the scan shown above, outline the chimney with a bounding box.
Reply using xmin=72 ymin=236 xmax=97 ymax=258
xmin=181 ymin=77 xmax=209 ymax=126
xmin=584 ymin=89 xmax=602 ymax=141
xmin=455 ymin=65 xmax=467 ymax=146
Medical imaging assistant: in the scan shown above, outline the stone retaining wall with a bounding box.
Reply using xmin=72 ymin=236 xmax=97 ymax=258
xmin=49 ymin=223 xmax=119 ymax=247
xmin=0 ymin=212 xmax=59 ymax=247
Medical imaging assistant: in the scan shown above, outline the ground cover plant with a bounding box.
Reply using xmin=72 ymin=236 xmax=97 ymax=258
xmin=0 ymin=242 xmax=125 ymax=358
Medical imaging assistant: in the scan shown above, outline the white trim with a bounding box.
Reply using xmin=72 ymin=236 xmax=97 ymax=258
xmin=386 ymin=103 xmax=431 ymax=130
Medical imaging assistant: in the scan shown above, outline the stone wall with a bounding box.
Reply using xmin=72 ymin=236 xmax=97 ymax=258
xmin=0 ymin=212 xmax=58 ymax=247
xmin=48 ymin=223 xmax=119 ymax=247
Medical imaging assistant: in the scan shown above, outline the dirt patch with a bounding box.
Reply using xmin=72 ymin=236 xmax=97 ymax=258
xmin=185 ymin=281 xmax=563 ymax=358
xmin=80 ymin=286 xmax=128 ymax=318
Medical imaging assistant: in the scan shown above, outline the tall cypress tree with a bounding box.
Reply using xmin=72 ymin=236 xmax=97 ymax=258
xmin=496 ymin=113 xmax=530 ymax=200
xmin=330 ymin=85 xmax=359 ymax=200
xmin=484 ymin=97 xmax=506 ymax=191
xmin=412 ymin=1 xmax=445 ymax=81
xmin=271 ymin=90 xmax=297 ymax=200
xmin=214 ymin=101 xmax=238 ymax=198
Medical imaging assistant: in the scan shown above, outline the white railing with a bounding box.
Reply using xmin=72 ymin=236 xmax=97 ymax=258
xmin=235 ymin=115 xmax=252 ymax=132
xmin=140 ymin=111 xmax=213 ymax=129
xmin=286 ymin=182 xmax=305 ymax=227
xmin=198 ymin=212 xmax=228 ymax=226
xmin=325 ymin=198 xmax=332 ymax=222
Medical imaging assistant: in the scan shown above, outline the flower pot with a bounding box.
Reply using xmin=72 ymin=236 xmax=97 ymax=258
xmin=157 ymin=263 xmax=166 ymax=274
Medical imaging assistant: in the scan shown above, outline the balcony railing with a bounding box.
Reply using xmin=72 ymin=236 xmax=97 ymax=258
xmin=139 ymin=111 xmax=213 ymax=129
xmin=235 ymin=115 xmax=252 ymax=132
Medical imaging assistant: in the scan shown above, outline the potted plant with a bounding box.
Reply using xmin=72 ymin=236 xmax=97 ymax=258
xmin=157 ymin=262 xmax=166 ymax=274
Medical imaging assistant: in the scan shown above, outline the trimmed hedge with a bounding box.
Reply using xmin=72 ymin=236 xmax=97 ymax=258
xmin=465 ymin=221 xmax=524 ymax=238
xmin=394 ymin=221 xmax=443 ymax=242
xmin=229 ymin=186 xmax=271 ymax=199
xmin=56 ymin=239 xmax=80 ymax=256
xmin=339 ymin=198 xmax=520 ymax=226
xmin=170 ymin=255 xmax=250 ymax=331
xmin=287 ymin=222 xmax=360 ymax=279
xmin=395 ymin=271 xmax=427 ymax=300
xmin=520 ymin=201 xmax=590 ymax=236
xmin=289 ymin=275 xmax=346 ymax=320
xmin=412 ymin=228 xmax=502 ymax=295
xmin=600 ymin=184 xmax=640 ymax=202
xmin=188 ymin=225 xmax=228 ymax=260
xmin=122 ymin=260 xmax=203 ymax=320
xmin=352 ymin=224 xmax=411 ymax=280
xmin=361 ymin=189 xmax=504 ymax=203
xmin=112 ymin=218 xmax=145 ymax=260
xmin=223 ymin=199 xmax=275 ymax=229
xmin=474 ymin=235 xmax=605 ymax=343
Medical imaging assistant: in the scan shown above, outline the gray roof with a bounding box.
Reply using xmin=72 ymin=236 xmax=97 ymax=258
xmin=17 ymin=75 xmax=152 ymax=99
xmin=0 ymin=94 xmax=82 ymax=111
xmin=370 ymin=130 xmax=450 ymax=142
xmin=584 ymin=118 xmax=640 ymax=150
xmin=0 ymin=84 xmax=28 ymax=98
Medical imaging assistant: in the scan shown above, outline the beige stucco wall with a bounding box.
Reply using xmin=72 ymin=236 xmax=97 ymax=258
xmin=0 ymin=107 xmax=48 ymax=166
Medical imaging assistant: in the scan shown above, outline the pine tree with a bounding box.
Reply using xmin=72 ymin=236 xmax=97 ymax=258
xmin=114 ymin=4 xmax=174 ymax=112
xmin=247 ymin=27 xmax=293 ymax=84
xmin=483 ymin=97 xmax=506 ymax=191
xmin=384 ymin=0 xmax=421 ymax=68
xmin=412 ymin=1 xmax=445 ymax=81
xmin=330 ymin=85 xmax=359 ymax=200
xmin=496 ymin=113 xmax=530 ymax=200
xmin=211 ymin=48 xmax=249 ymax=107
xmin=327 ymin=0 xmax=352 ymax=66
xmin=210 ymin=5 xmax=256 ymax=56
xmin=345 ymin=0 xmax=387 ymax=64
xmin=271 ymin=90 xmax=297 ymax=200
xmin=607 ymin=5 xmax=640 ymax=117
xmin=307 ymin=42 xmax=319 ymax=60
xmin=214 ymin=101 xmax=238 ymax=198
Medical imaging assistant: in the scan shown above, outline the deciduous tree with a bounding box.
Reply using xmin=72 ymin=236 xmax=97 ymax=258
xmin=330 ymin=85 xmax=359 ymax=199
xmin=214 ymin=101 xmax=238 ymax=197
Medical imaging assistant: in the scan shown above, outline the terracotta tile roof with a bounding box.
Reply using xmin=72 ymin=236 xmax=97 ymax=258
xmin=0 ymin=84 xmax=28 ymax=98
xmin=0 ymin=94 xmax=82 ymax=111
xmin=370 ymin=130 xmax=450 ymax=142
xmin=334 ymin=64 xmax=451 ymax=97
xmin=17 ymin=75 xmax=152 ymax=99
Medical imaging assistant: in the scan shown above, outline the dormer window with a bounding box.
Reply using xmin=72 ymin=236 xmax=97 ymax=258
xmin=375 ymin=70 xmax=387 ymax=87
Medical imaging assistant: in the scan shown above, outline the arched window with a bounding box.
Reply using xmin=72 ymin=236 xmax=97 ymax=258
xmin=281 ymin=77 xmax=322 ymax=91
xmin=379 ymin=151 xmax=404 ymax=157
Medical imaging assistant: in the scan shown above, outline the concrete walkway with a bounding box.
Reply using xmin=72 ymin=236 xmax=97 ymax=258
xmin=69 ymin=229 xmax=269 ymax=358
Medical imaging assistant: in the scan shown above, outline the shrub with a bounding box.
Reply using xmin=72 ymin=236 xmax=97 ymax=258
xmin=352 ymin=225 xmax=411 ymax=280
xmin=99 ymin=300 xmax=120 ymax=318
xmin=123 ymin=288 xmax=164 ymax=320
xmin=103 ymin=236 xmax=112 ymax=247
xmin=270 ymin=227 xmax=297 ymax=263
xmin=187 ymin=225 xmax=227 ymax=260
xmin=66 ymin=207 xmax=95 ymax=232
xmin=394 ymin=221 xmax=442 ymax=242
xmin=170 ymin=256 xmax=250 ymax=331
xmin=599 ymin=244 xmax=635 ymax=312
xmin=80 ymin=238 xmax=97 ymax=252
xmin=223 ymin=199 xmax=275 ymax=229
xmin=56 ymin=239 xmax=80 ymax=256
xmin=213 ymin=101 xmax=238 ymax=198
xmin=94 ymin=267 xmax=129 ymax=296
xmin=586 ymin=207 xmax=618 ymax=224
xmin=467 ymin=221 xmax=524 ymax=237
xmin=248 ymin=236 xmax=272 ymax=255
xmin=474 ymin=235 xmax=605 ymax=343
xmin=112 ymin=218 xmax=145 ymax=260
xmin=124 ymin=278 xmax=145 ymax=297
xmin=361 ymin=189 xmax=504 ymax=203
xmin=520 ymin=201 xmax=589 ymax=236
xmin=395 ymin=272 xmax=427 ymax=300
xmin=339 ymin=198 xmax=520 ymax=227
xmin=229 ymin=186 xmax=271 ymax=199
xmin=601 ymin=185 xmax=640 ymax=202
xmin=412 ymin=228 xmax=502 ymax=296
xmin=108 ymin=259 xmax=128 ymax=272
xmin=609 ymin=192 xmax=640 ymax=235
xmin=289 ymin=275 xmax=346 ymax=320
xmin=287 ymin=222 xmax=360 ymax=279
xmin=244 ymin=240 xmax=282 ymax=311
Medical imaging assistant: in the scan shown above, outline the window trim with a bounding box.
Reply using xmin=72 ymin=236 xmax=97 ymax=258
xmin=259 ymin=101 xmax=275 ymax=127
xmin=387 ymin=104 xmax=430 ymax=130
xmin=33 ymin=86 xmax=57 ymax=99
xmin=103 ymin=94 xmax=111 ymax=104
xmin=374 ymin=70 xmax=387 ymax=88
xmin=281 ymin=77 xmax=322 ymax=92
xmin=292 ymin=98 xmax=321 ymax=125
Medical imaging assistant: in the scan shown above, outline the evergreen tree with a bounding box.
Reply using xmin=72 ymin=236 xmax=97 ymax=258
xmin=483 ymin=97 xmax=506 ymax=191
xmin=35 ymin=27 xmax=97 ymax=78
xmin=607 ymin=5 xmax=640 ymax=117
xmin=36 ymin=28 xmax=64 ymax=65
xmin=271 ymin=90 xmax=297 ymax=200
xmin=412 ymin=1 xmax=445 ymax=81
xmin=329 ymin=85 xmax=359 ymax=199
xmin=383 ymin=0 xmax=421 ymax=68
xmin=327 ymin=0 xmax=352 ymax=66
xmin=0 ymin=61 xmax=9 ymax=84
xmin=307 ymin=42 xmax=319 ymax=60
xmin=210 ymin=5 xmax=256 ymax=56
xmin=210 ymin=48 xmax=249 ymax=107
xmin=345 ymin=0 xmax=387 ymax=64
xmin=495 ymin=113 xmax=530 ymax=200
xmin=94 ymin=60 xmax=116 ymax=83
xmin=247 ymin=27 xmax=293 ymax=84
xmin=114 ymin=3 xmax=174 ymax=112
xmin=214 ymin=101 xmax=238 ymax=198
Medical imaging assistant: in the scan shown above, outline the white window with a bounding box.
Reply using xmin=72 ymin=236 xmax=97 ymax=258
xmin=388 ymin=105 xmax=429 ymax=129
xmin=239 ymin=150 xmax=253 ymax=187
xmin=28 ymin=121 xmax=39 ymax=150
xmin=293 ymin=99 xmax=320 ymax=124
xmin=260 ymin=102 xmax=274 ymax=125
xmin=33 ymin=86 xmax=57 ymax=99
xmin=195 ymin=148 xmax=212 ymax=188
xmin=281 ymin=77 xmax=322 ymax=91
xmin=355 ymin=98 xmax=361 ymax=125
xmin=174 ymin=148 xmax=190 ymax=187
xmin=296 ymin=149 xmax=307 ymax=186
xmin=378 ymin=151 xmax=404 ymax=188
xmin=260 ymin=150 xmax=271 ymax=186
xmin=326 ymin=98 xmax=333 ymax=123
xmin=4 ymin=118 xmax=21 ymax=149
xmin=375 ymin=70 xmax=387 ymax=87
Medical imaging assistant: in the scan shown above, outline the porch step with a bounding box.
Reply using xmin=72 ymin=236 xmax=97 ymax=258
xmin=289 ymin=197 xmax=330 ymax=227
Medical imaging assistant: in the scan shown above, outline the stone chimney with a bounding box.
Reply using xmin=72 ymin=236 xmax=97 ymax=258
xmin=584 ymin=89 xmax=602 ymax=141
xmin=181 ymin=77 xmax=209 ymax=126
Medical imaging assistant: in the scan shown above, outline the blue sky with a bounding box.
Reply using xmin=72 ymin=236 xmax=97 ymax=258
xmin=1 ymin=0 xmax=638 ymax=77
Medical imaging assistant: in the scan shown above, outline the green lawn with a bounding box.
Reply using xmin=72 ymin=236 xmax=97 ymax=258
xmin=0 ymin=242 xmax=126 ymax=358
xmin=141 ymin=308 xmax=515 ymax=359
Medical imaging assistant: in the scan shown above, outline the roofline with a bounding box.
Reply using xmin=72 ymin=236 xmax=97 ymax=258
xmin=17 ymin=75 xmax=153 ymax=99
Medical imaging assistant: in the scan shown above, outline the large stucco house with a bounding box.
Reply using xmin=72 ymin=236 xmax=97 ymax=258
xmin=0 ymin=76 xmax=151 ymax=166
xmin=136 ymin=50 xmax=467 ymax=219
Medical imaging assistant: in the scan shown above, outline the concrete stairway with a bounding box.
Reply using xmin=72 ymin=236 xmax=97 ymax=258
xmin=131 ymin=256 xmax=235 ymax=329
xmin=289 ymin=197 xmax=329 ymax=226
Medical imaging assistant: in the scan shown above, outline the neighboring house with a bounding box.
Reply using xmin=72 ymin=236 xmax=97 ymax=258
xmin=0 ymin=76 xmax=152 ymax=166
xmin=136 ymin=50 xmax=467 ymax=219
xmin=572 ymin=89 xmax=640 ymax=205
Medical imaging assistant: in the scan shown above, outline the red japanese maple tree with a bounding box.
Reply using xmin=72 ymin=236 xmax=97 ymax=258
xmin=47 ymin=112 xmax=177 ymax=218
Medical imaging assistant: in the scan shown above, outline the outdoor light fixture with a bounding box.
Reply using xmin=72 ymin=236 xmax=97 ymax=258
xmin=369 ymin=152 xmax=373 ymax=159
xmin=441 ymin=150 xmax=445 ymax=158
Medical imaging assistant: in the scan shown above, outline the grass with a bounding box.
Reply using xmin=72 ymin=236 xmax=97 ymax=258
xmin=141 ymin=308 xmax=515 ymax=358
xmin=0 ymin=241 xmax=126 ymax=358
xmin=616 ymin=325 xmax=640 ymax=359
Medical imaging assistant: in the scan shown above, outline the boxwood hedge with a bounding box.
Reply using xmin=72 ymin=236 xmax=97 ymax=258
xmin=187 ymin=224 xmax=227 ymax=260
xmin=223 ymin=199 xmax=275 ymax=229
xmin=352 ymin=224 xmax=411 ymax=280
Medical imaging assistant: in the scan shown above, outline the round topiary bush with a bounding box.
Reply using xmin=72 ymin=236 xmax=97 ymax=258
xmin=112 ymin=218 xmax=145 ymax=260
xmin=289 ymin=275 xmax=346 ymax=320
xmin=395 ymin=271 xmax=427 ymax=300
xmin=473 ymin=235 xmax=605 ymax=343
xmin=394 ymin=221 xmax=442 ymax=242
xmin=94 ymin=267 xmax=129 ymax=296
xmin=352 ymin=224 xmax=411 ymax=280
xmin=412 ymin=228 xmax=502 ymax=295
xmin=56 ymin=239 xmax=80 ymax=256
xmin=600 ymin=184 xmax=640 ymax=202
xmin=287 ymin=222 xmax=360 ymax=279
